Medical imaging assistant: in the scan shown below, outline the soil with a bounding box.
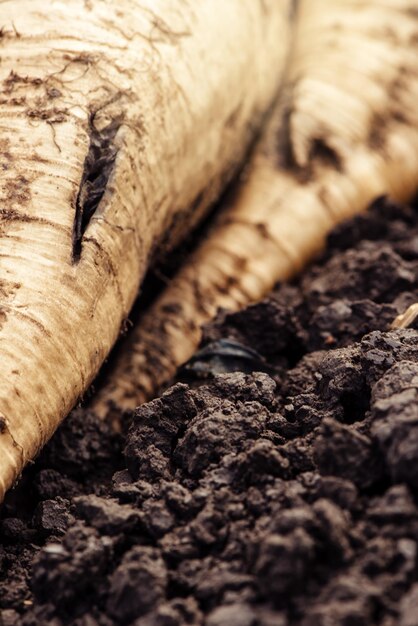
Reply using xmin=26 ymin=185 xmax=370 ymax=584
xmin=2 ymin=196 xmax=418 ymax=625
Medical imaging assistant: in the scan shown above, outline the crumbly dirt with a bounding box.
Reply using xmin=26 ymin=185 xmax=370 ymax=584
xmin=2 ymin=196 xmax=418 ymax=626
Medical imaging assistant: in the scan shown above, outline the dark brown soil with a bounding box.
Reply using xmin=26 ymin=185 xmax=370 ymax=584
xmin=2 ymin=197 xmax=418 ymax=626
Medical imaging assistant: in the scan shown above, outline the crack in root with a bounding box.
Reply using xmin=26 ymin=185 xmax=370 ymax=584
xmin=72 ymin=112 xmax=122 ymax=262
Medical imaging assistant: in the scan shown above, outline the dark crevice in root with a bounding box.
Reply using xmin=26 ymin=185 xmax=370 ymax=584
xmin=275 ymin=104 xmax=297 ymax=171
xmin=72 ymin=113 xmax=122 ymax=262
xmin=309 ymin=137 xmax=342 ymax=171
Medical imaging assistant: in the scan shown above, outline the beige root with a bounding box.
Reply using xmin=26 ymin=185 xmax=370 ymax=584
xmin=392 ymin=304 xmax=418 ymax=329
xmin=0 ymin=0 xmax=294 ymax=500
xmin=92 ymin=0 xmax=418 ymax=416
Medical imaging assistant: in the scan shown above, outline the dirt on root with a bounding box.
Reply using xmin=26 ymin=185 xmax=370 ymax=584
xmin=2 ymin=196 xmax=418 ymax=625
